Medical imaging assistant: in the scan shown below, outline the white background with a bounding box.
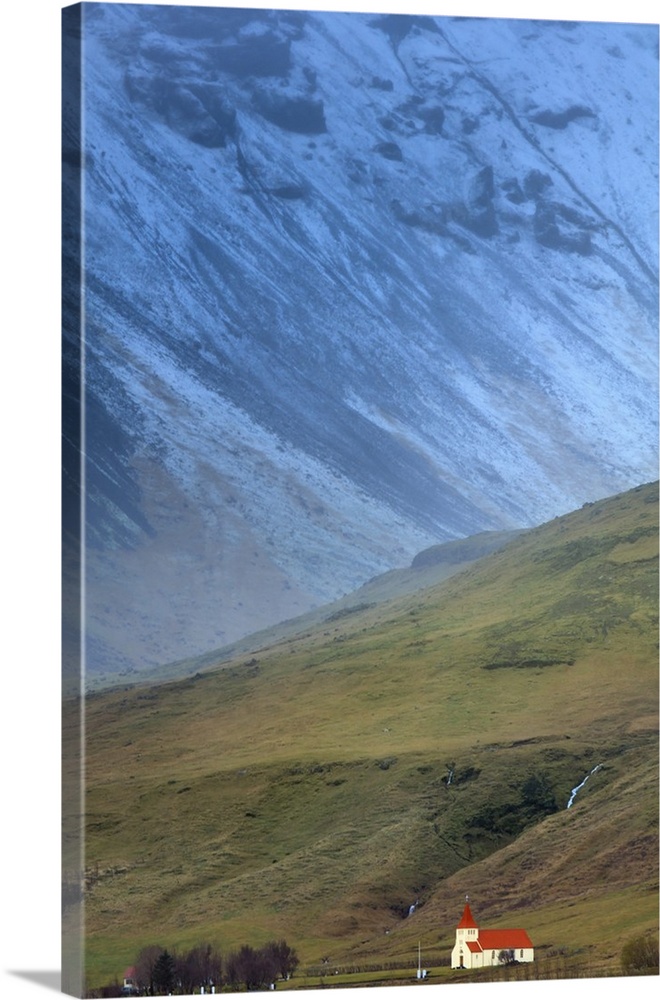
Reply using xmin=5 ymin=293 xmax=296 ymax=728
xmin=0 ymin=1 xmax=656 ymax=999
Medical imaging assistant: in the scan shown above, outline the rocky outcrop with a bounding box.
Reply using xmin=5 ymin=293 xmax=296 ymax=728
xmin=253 ymin=89 xmax=327 ymax=134
xmin=152 ymin=78 xmax=236 ymax=148
xmin=530 ymin=105 xmax=597 ymax=129
xmin=533 ymin=201 xmax=595 ymax=255
xmin=212 ymin=35 xmax=292 ymax=79
xmin=462 ymin=165 xmax=498 ymax=237
xmin=374 ymin=141 xmax=404 ymax=161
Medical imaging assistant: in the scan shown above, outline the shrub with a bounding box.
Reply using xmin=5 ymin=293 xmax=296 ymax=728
xmin=620 ymin=935 xmax=659 ymax=975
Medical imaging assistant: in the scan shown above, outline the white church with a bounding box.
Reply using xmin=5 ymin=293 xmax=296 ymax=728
xmin=451 ymin=900 xmax=534 ymax=969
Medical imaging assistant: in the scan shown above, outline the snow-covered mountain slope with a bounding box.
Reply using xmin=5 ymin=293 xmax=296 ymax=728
xmin=62 ymin=5 xmax=658 ymax=678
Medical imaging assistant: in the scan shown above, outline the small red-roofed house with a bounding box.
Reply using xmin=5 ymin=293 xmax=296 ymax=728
xmin=451 ymin=901 xmax=534 ymax=969
xmin=121 ymin=966 xmax=140 ymax=996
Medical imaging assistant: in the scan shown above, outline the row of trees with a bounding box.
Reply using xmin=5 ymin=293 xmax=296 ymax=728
xmin=225 ymin=941 xmax=299 ymax=992
xmin=131 ymin=943 xmax=221 ymax=996
xmin=90 ymin=939 xmax=299 ymax=996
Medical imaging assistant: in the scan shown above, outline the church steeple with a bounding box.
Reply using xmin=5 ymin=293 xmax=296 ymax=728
xmin=457 ymin=900 xmax=478 ymax=930
xmin=455 ymin=896 xmax=479 ymax=954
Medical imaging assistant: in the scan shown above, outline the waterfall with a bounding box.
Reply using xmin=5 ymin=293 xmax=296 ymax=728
xmin=567 ymin=764 xmax=602 ymax=808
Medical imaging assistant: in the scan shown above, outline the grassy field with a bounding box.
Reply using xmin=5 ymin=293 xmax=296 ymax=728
xmin=68 ymin=481 xmax=659 ymax=991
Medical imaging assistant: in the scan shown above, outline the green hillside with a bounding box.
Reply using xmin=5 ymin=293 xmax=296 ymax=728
xmin=72 ymin=482 xmax=659 ymax=989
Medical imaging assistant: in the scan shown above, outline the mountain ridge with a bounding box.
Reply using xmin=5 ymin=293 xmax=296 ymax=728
xmin=89 ymin=525 xmax=523 ymax=689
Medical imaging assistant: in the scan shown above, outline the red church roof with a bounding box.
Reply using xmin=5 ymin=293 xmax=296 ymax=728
xmin=477 ymin=929 xmax=533 ymax=950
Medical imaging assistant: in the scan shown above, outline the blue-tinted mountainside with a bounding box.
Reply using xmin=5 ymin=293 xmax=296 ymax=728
xmin=62 ymin=5 xmax=658 ymax=677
